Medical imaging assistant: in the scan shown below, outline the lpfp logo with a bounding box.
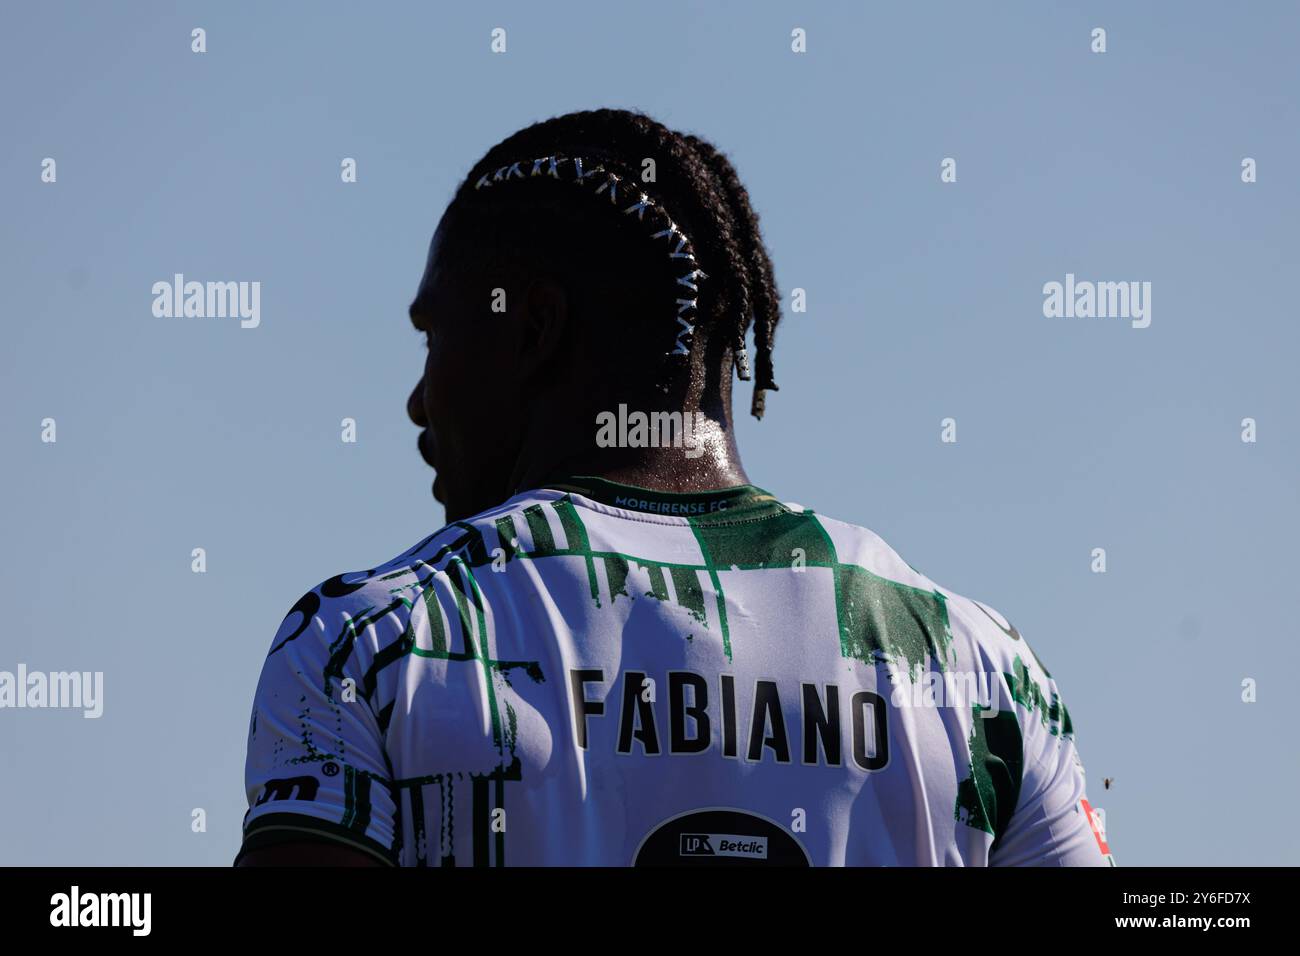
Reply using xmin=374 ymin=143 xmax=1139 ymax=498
xmin=680 ymin=834 xmax=715 ymax=856
xmin=679 ymin=833 xmax=768 ymax=860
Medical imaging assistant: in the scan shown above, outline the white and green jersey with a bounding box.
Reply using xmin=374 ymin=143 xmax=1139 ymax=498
xmin=239 ymin=477 xmax=1114 ymax=866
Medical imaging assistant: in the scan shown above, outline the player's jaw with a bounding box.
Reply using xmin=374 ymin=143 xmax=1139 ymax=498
xmin=409 ymin=383 xmax=521 ymax=523
xmin=416 ymin=430 xmax=445 ymax=503
xmin=413 ymin=423 xmax=470 ymax=518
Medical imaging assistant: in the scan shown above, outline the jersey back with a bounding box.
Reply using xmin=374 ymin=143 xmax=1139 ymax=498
xmin=240 ymin=477 xmax=1114 ymax=867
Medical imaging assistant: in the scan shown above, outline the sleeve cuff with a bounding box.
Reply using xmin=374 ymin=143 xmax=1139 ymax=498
xmin=236 ymin=811 xmax=398 ymax=867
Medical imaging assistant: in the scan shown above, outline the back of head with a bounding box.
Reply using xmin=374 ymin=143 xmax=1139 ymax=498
xmin=428 ymin=109 xmax=782 ymax=421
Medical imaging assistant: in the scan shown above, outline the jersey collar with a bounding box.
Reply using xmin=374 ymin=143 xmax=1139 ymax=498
xmin=540 ymin=475 xmax=784 ymax=521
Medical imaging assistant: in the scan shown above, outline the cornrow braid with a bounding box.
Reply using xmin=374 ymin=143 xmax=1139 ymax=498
xmin=681 ymin=134 xmax=782 ymax=418
xmin=442 ymin=109 xmax=782 ymax=419
xmin=470 ymin=153 xmax=709 ymax=375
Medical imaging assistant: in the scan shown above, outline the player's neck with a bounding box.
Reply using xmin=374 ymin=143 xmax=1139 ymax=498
xmin=509 ymin=406 xmax=750 ymax=495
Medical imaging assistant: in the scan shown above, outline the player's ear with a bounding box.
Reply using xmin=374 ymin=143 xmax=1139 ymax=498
xmin=516 ymin=277 xmax=569 ymax=379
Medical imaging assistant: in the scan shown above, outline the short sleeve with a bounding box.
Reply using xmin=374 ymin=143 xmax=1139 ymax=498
xmin=991 ymin=665 xmax=1114 ymax=867
xmin=236 ymin=591 xmax=401 ymax=866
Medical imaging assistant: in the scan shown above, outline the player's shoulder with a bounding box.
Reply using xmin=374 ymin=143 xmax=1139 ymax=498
xmin=805 ymin=508 xmax=937 ymax=592
xmin=809 ymin=507 xmax=1050 ymax=680
xmin=261 ymin=524 xmax=454 ymax=663
xmin=272 ymin=492 xmax=555 ymax=639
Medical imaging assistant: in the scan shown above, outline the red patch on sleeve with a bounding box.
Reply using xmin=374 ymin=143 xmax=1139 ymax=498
xmin=1080 ymin=798 xmax=1111 ymax=855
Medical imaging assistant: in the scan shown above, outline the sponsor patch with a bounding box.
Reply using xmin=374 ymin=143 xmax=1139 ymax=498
xmin=679 ymin=833 xmax=769 ymax=860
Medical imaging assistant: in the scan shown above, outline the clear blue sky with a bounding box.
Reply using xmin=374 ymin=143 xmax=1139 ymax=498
xmin=1 ymin=1 xmax=1296 ymax=866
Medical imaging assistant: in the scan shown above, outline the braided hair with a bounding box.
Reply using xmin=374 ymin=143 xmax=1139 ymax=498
xmin=432 ymin=109 xmax=782 ymax=419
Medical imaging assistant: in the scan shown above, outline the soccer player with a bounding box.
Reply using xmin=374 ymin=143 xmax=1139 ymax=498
xmin=236 ymin=109 xmax=1113 ymax=867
